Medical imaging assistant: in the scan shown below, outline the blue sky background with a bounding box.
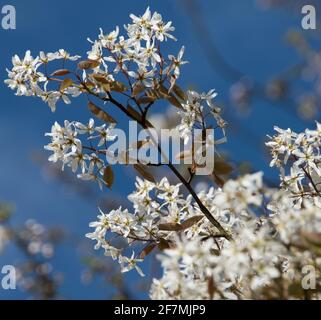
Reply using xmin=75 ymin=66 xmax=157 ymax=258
xmin=0 ymin=0 xmax=316 ymax=299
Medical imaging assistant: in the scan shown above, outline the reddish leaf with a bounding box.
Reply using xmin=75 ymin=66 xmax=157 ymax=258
xmin=91 ymin=73 xmax=110 ymax=84
xmin=103 ymin=166 xmax=114 ymax=189
xmin=133 ymin=164 xmax=155 ymax=183
xmin=180 ymin=215 xmax=204 ymax=230
xmin=59 ymin=78 xmax=73 ymax=91
xmin=158 ymin=222 xmax=182 ymax=232
xmin=172 ymin=84 xmax=187 ymax=101
xmin=139 ymin=243 xmax=156 ymax=259
xmin=88 ymin=101 xmax=117 ymax=124
xmin=78 ymin=60 xmax=100 ymax=70
xmin=208 ymin=277 xmax=215 ymax=300
xmin=158 ymin=238 xmax=171 ymax=250
xmin=132 ymin=83 xmax=145 ymax=97
xmin=51 ymin=69 xmax=70 ymax=76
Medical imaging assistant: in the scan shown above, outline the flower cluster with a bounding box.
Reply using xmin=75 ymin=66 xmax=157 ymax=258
xmin=84 ymin=120 xmax=321 ymax=299
xmin=5 ymin=50 xmax=81 ymax=111
xmin=86 ymin=177 xmax=191 ymax=276
xmin=86 ymin=6 xmax=185 ymax=86
xmin=44 ymin=119 xmax=116 ymax=189
xmin=5 ymin=7 xmax=227 ymax=188
xmin=86 ymin=173 xmax=267 ymax=280
xmin=5 ymin=6 xmax=225 ymax=145
xmin=4 ymin=7 xmax=186 ymax=113
xmin=177 ymin=89 xmax=226 ymax=144
xmin=148 ymin=123 xmax=321 ymax=300
xmin=266 ymin=122 xmax=321 ymax=208
xmin=151 ymin=186 xmax=321 ymax=299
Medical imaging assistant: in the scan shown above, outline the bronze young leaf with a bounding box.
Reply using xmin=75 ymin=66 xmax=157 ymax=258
xmin=78 ymin=59 xmax=100 ymax=70
xmin=88 ymin=101 xmax=117 ymax=124
xmin=103 ymin=165 xmax=114 ymax=189
xmin=59 ymin=78 xmax=73 ymax=91
xmin=139 ymin=243 xmax=156 ymax=259
xmin=51 ymin=69 xmax=70 ymax=76
xmin=133 ymin=164 xmax=156 ymax=183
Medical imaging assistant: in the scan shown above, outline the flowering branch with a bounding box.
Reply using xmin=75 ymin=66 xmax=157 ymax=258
xmin=6 ymin=6 xmax=321 ymax=300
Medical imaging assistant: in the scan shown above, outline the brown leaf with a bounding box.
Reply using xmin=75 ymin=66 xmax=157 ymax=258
xmin=175 ymin=149 xmax=193 ymax=160
xmin=126 ymin=105 xmax=154 ymax=128
xmin=60 ymin=78 xmax=73 ymax=91
xmin=51 ymin=69 xmax=70 ymax=76
xmin=110 ymin=81 xmax=127 ymax=93
xmin=167 ymin=94 xmax=183 ymax=109
xmin=158 ymin=85 xmax=171 ymax=99
xmin=84 ymin=80 xmax=95 ymax=89
xmin=180 ymin=215 xmax=203 ymax=230
xmin=288 ymin=282 xmax=305 ymax=299
xmin=88 ymin=101 xmax=117 ymax=124
xmin=158 ymin=238 xmax=171 ymax=250
xmin=158 ymin=85 xmax=183 ymax=109
xmin=136 ymin=96 xmax=156 ymax=105
xmin=78 ymin=59 xmax=100 ymax=70
xmin=139 ymin=243 xmax=156 ymax=259
xmin=212 ymin=172 xmax=225 ymax=188
xmin=144 ymin=119 xmax=154 ymax=128
xmin=214 ymin=160 xmax=234 ymax=175
xmin=132 ymin=83 xmax=145 ymax=97
xmin=207 ymin=277 xmax=215 ymax=300
xmin=301 ymin=231 xmax=321 ymax=246
xmin=91 ymin=73 xmax=110 ymax=84
xmin=131 ymin=140 xmax=149 ymax=149
xmin=102 ymin=83 xmax=111 ymax=92
xmin=158 ymin=222 xmax=182 ymax=232
xmin=133 ymin=164 xmax=155 ymax=183
xmin=103 ymin=166 xmax=114 ymax=189
xmin=172 ymin=84 xmax=187 ymax=101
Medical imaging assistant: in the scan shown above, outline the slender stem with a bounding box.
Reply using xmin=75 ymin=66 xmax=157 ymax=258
xmin=301 ymin=165 xmax=321 ymax=197
xmin=167 ymin=162 xmax=231 ymax=239
xmin=293 ymin=155 xmax=321 ymax=197
xmin=83 ymin=85 xmax=231 ymax=239
xmin=188 ymin=167 xmax=195 ymax=184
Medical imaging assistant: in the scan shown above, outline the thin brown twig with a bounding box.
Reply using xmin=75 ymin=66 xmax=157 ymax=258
xmin=82 ymin=83 xmax=231 ymax=239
